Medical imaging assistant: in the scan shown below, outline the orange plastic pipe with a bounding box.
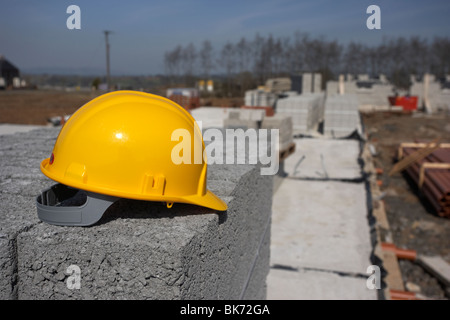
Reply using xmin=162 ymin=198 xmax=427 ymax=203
xmin=390 ymin=290 xmax=421 ymax=300
xmin=381 ymin=242 xmax=417 ymax=261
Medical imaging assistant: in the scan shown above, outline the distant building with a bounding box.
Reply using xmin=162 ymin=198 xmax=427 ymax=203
xmin=166 ymin=88 xmax=200 ymax=111
xmin=0 ymin=55 xmax=20 ymax=89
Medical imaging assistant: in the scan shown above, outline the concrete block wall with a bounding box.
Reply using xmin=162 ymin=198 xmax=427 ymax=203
xmin=275 ymin=94 xmax=323 ymax=135
xmin=301 ymin=73 xmax=312 ymax=94
xmin=410 ymin=75 xmax=450 ymax=113
xmin=244 ymin=90 xmax=276 ymax=107
xmin=313 ymin=73 xmax=322 ymax=93
xmin=265 ymin=78 xmax=291 ymax=93
xmin=190 ymin=107 xmax=231 ymax=129
xmin=0 ymin=128 xmax=273 ymax=300
xmin=223 ymin=109 xmax=266 ymax=130
xmin=326 ymin=81 xmax=339 ymax=97
xmin=323 ymin=94 xmax=361 ymax=138
xmin=326 ymin=76 xmax=393 ymax=108
xmin=261 ymin=114 xmax=293 ymax=152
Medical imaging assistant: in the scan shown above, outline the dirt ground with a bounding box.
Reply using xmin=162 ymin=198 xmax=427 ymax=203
xmin=362 ymin=112 xmax=450 ymax=299
xmin=0 ymin=90 xmax=103 ymax=125
xmin=0 ymin=90 xmax=244 ymax=125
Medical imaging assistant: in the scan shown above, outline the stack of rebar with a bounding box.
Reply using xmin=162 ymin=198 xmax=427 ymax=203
xmin=401 ymin=146 xmax=450 ymax=218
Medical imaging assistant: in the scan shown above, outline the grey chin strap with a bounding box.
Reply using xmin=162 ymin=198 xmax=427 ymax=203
xmin=36 ymin=184 xmax=119 ymax=227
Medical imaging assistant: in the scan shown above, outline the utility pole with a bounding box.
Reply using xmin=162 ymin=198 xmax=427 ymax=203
xmin=104 ymin=30 xmax=112 ymax=90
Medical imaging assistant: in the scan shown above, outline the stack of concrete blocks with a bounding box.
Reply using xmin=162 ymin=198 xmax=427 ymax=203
xmin=310 ymin=92 xmax=326 ymax=123
xmin=431 ymin=91 xmax=450 ymax=113
xmin=0 ymin=128 xmax=273 ymax=300
xmin=275 ymin=93 xmax=323 ymax=135
xmin=223 ymin=109 xmax=266 ymax=130
xmin=244 ymin=89 xmax=276 ymax=107
xmin=410 ymin=75 xmax=423 ymax=108
xmin=323 ymin=94 xmax=361 ymax=138
xmin=265 ymin=78 xmax=291 ymax=94
xmin=313 ymin=73 xmax=322 ymax=93
xmin=357 ymin=83 xmax=392 ymax=109
xmin=326 ymin=74 xmax=393 ymax=110
xmin=261 ymin=114 xmax=293 ymax=152
xmin=410 ymin=74 xmax=450 ymax=113
xmin=283 ymin=91 xmax=299 ymax=97
xmin=326 ymin=81 xmax=339 ymax=97
xmin=301 ymin=73 xmax=312 ymax=94
xmin=290 ymin=73 xmax=322 ymax=94
xmin=190 ymin=107 xmax=231 ymax=129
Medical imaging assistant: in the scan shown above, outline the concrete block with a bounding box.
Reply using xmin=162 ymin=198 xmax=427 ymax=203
xmin=283 ymin=138 xmax=362 ymax=180
xmin=276 ymin=94 xmax=323 ymax=134
xmin=0 ymin=124 xmax=45 ymax=136
xmin=270 ymin=179 xmax=372 ymax=275
xmin=326 ymin=81 xmax=339 ymax=97
xmin=301 ymin=73 xmax=312 ymax=94
xmin=0 ymin=150 xmax=49 ymax=300
xmin=190 ymin=107 xmax=230 ymax=129
xmin=267 ymin=268 xmax=377 ymax=300
xmin=244 ymin=90 xmax=276 ymax=107
xmin=16 ymin=164 xmax=272 ymax=300
xmin=265 ymin=78 xmax=291 ymax=93
xmin=241 ymin=222 xmax=271 ymax=300
xmin=223 ymin=118 xmax=259 ymax=130
xmin=223 ymin=109 xmax=266 ymax=129
xmin=324 ymin=94 xmax=362 ymax=138
xmin=313 ymin=73 xmax=322 ymax=93
xmin=0 ymin=236 xmax=14 ymax=300
xmin=236 ymin=109 xmax=266 ymax=121
xmin=1 ymin=127 xmax=273 ymax=300
xmin=261 ymin=115 xmax=293 ymax=151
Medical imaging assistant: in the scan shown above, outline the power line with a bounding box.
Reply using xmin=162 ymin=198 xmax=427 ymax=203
xmin=104 ymin=30 xmax=112 ymax=90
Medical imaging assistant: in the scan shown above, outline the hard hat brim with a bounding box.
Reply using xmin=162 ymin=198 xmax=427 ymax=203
xmin=41 ymin=158 xmax=228 ymax=212
xmin=182 ymin=190 xmax=228 ymax=212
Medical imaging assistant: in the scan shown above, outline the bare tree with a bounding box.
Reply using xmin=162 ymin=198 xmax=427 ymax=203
xmin=200 ymin=40 xmax=214 ymax=80
xmin=288 ymin=32 xmax=306 ymax=74
xmin=342 ymin=42 xmax=369 ymax=75
xmin=164 ymin=45 xmax=183 ymax=84
xmin=181 ymin=43 xmax=197 ymax=85
xmin=235 ymin=37 xmax=254 ymax=93
xmin=252 ymin=33 xmax=266 ymax=84
xmin=431 ymin=37 xmax=450 ymax=77
xmin=407 ymin=36 xmax=429 ymax=76
xmin=164 ymin=33 xmax=450 ymax=93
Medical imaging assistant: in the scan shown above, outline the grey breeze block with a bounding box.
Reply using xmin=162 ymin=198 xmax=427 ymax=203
xmin=0 ymin=128 xmax=273 ymax=300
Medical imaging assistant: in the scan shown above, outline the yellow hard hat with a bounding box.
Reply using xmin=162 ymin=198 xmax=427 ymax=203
xmin=36 ymin=90 xmax=227 ymax=226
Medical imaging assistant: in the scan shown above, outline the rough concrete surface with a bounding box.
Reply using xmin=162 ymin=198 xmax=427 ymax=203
xmin=283 ymin=138 xmax=362 ymax=180
xmin=267 ymin=268 xmax=376 ymax=300
xmin=0 ymin=128 xmax=273 ymax=300
xmin=269 ymin=179 xmax=372 ymax=274
xmin=0 ymin=124 xmax=45 ymax=136
xmin=267 ymin=133 xmax=376 ymax=299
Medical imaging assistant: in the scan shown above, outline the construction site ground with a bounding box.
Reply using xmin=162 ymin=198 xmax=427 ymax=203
xmin=362 ymin=111 xmax=450 ymax=299
xmin=0 ymin=90 xmax=245 ymax=125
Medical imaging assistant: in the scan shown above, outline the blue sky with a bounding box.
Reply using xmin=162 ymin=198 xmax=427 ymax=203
xmin=1 ymin=0 xmax=449 ymax=75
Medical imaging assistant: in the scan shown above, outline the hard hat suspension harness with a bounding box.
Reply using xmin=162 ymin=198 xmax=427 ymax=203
xmin=36 ymin=183 xmax=119 ymax=226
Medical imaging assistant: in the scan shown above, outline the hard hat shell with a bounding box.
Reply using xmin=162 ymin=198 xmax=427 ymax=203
xmin=40 ymin=90 xmax=227 ymax=212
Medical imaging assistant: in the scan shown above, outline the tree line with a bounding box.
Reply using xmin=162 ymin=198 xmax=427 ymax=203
xmin=164 ymin=32 xmax=450 ymax=95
